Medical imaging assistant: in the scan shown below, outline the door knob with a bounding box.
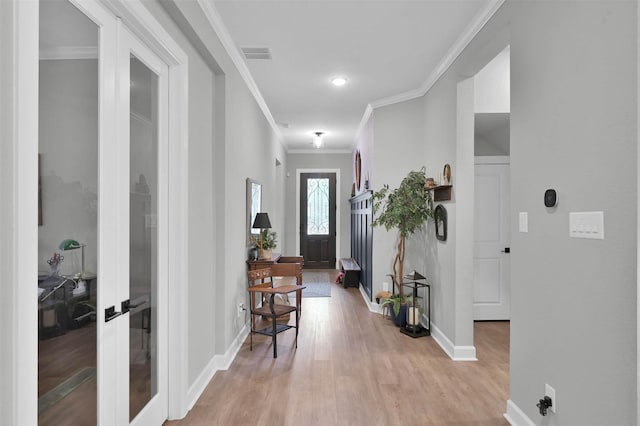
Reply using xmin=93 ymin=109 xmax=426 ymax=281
xmin=501 ymin=247 xmax=510 ymax=253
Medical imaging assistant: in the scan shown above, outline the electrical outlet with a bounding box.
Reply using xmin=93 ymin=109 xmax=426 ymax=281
xmin=545 ymin=384 xmax=556 ymax=413
xmin=237 ymin=302 xmax=245 ymax=317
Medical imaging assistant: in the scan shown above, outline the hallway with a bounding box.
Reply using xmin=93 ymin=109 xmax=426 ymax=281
xmin=166 ymin=279 xmax=509 ymax=425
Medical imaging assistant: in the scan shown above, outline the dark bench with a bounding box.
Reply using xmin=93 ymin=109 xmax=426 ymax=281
xmin=339 ymin=258 xmax=361 ymax=289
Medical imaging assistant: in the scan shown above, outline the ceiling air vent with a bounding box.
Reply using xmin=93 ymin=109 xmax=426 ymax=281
xmin=241 ymin=47 xmax=272 ymax=60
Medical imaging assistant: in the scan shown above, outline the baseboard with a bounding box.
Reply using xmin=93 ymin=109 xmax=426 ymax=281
xmin=431 ymin=323 xmax=477 ymax=361
xmin=186 ymin=324 xmax=249 ymax=411
xmin=361 ymin=290 xmax=478 ymax=361
xmin=359 ymin=284 xmax=384 ymax=314
xmin=504 ymin=399 xmax=535 ymax=426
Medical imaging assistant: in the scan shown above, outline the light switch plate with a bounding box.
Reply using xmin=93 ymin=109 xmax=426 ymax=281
xmin=569 ymin=211 xmax=604 ymax=239
xmin=519 ymin=212 xmax=528 ymax=233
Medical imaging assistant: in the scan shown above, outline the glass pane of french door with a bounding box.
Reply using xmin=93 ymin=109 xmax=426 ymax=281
xmin=129 ymin=53 xmax=159 ymax=421
xmin=306 ymin=178 xmax=330 ymax=235
xmin=38 ymin=0 xmax=98 ymax=424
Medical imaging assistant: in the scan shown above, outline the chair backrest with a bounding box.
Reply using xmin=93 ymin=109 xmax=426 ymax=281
xmin=248 ymin=267 xmax=273 ymax=289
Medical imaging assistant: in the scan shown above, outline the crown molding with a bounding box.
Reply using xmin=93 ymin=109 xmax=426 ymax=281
xmin=288 ymin=148 xmax=352 ymax=155
xmin=196 ymin=0 xmax=285 ymax=149
xmin=353 ymin=103 xmax=374 ymax=151
xmin=354 ymin=0 xmax=506 ymax=147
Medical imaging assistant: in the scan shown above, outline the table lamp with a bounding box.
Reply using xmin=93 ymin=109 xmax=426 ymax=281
xmin=252 ymin=212 xmax=272 ymax=257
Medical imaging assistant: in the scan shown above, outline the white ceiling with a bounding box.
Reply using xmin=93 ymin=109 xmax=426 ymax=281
xmin=213 ymin=0 xmax=494 ymax=152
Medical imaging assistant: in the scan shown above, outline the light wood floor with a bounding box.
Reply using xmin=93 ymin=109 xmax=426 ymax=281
xmin=166 ymin=273 xmax=510 ymax=426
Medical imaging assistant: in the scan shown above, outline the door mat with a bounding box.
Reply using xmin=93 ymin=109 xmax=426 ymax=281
xmin=297 ymin=271 xmax=333 ymax=298
xmin=300 ymin=282 xmax=332 ymax=298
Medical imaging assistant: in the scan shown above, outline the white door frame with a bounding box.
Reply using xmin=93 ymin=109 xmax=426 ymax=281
xmin=9 ymin=0 xmax=190 ymax=422
xmin=4 ymin=1 xmax=39 ymax=424
xmin=295 ymin=168 xmax=341 ymax=268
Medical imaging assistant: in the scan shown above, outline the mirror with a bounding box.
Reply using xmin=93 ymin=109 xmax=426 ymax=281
xmin=246 ymin=178 xmax=262 ymax=245
xmin=435 ymin=204 xmax=447 ymax=241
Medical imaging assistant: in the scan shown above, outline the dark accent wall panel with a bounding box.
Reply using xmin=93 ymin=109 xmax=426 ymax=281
xmin=349 ymin=191 xmax=373 ymax=300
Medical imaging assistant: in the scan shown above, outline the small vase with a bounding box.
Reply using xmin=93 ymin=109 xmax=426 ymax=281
xmin=259 ymin=248 xmax=272 ymax=260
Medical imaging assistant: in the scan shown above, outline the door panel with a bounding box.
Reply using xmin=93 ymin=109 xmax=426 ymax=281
xmin=473 ymin=162 xmax=510 ymax=320
xmin=300 ymin=173 xmax=336 ymax=269
xmin=38 ymin=1 xmax=101 ymax=424
xmin=121 ymin=28 xmax=169 ymax=426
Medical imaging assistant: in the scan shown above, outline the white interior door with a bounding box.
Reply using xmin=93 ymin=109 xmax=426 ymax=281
xmin=37 ymin=1 xmax=169 ymax=424
xmin=116 ymin=23 xmax=169 ymax=426
xmin=473 ymin=158 xmax=511 ymax=320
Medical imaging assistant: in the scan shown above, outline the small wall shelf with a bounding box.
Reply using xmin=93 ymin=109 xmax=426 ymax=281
xmin=429 ymin=185 xmax=452 ymax=201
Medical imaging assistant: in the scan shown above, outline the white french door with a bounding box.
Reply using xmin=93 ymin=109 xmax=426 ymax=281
xmin=38 ymin=1 xmax=169 ymax=424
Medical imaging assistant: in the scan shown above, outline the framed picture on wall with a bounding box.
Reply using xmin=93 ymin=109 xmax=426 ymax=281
xmin=435 ymin=204 xmax=447 ymax=241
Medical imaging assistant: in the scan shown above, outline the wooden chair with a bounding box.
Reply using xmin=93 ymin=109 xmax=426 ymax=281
xmin=247 ymin=267 xmax=305 ymax=358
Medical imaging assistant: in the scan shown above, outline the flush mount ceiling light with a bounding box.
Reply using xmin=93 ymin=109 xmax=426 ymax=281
xmin=331 ymin=77 xmax=347 ymax=87
xmin=313 ymin=132 xmax=324 ymax=149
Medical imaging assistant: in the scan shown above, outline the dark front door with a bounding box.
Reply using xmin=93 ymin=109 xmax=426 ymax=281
xmin=300 ymin=173 xmax=336 ymax=269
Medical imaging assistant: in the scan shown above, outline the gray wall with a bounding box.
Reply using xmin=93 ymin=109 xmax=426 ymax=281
xmin=507 ymin=1 xmax=636 ymax=424
xmin=148 ymin=0 xmax=287 ymax=387
xmin=371 ymin=0 xmax=637 ymax=423
xmin=144 ymin=0 xmax=218 ymax=386
xmin=371 ymin=98 xmax=427 ymax=297
xmin=285 ymin=153 xmax=352 ymax=260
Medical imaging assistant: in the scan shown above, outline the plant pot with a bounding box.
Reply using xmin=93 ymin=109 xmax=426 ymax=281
xmin=258 ymin=248 xmax=272 ymax=260
xmin=389 ymin=304 xmax=408 ymax=327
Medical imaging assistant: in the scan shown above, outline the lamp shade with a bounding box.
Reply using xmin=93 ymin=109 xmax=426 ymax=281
xmin=252 ymin=212 xmax=272 ymax=229
xmin=59 ymin=239 xmax=82 ymax=251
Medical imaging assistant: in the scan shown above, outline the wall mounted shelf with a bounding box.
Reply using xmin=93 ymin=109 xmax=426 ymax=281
xmin=428 ymin=185 xmax=452 ymax=201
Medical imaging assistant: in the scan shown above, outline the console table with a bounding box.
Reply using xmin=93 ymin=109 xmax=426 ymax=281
xmin=247 ymin=253 xmax=303 ymax=285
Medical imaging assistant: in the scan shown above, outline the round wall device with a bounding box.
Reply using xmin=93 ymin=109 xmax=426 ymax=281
xmin=544 ymin=189 xmax=558 ymax=207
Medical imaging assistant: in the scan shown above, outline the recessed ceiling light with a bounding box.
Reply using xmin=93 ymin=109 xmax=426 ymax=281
xmin=331 ymin=77 xmax=347 ymax=87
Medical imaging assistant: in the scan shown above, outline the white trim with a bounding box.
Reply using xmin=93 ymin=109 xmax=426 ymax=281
xmin=295 ymin=169 xmax=341 ymax=268
xmin=104 ymin=0 xmax=191 ymax=420
xmin=474 ymin=155 xmax=510 ymax=165
xmin=354 ymin=103 xmax=374 ymax=145
xmin=195 ymin=0 xmax=284 ymax=149
xmin=353 ymin=0 xmax=506 ymax=149
xmin=288 ymin=148 xmax=352 ymax=155
xmin=637 ymin=2 xmax=640 ymax=420
xmin=372 ymin=0 xmax=505 ymax=110
xmin=504 ymin=400 xmax=536 ymax=426
xmin=365 ymin=302 xmax=479 ymax=362
xmin=13 ymin=0 xmax=39 ymax=424
xmin=359 ymin=285 xmax=384 ymax=314
xmin=431 ymin=323 xmax=478 ymax=361
xmin=186 ymin=325 xmax=250 ymax=412
xmin=166 ymin=50 xmax=190 ymax=423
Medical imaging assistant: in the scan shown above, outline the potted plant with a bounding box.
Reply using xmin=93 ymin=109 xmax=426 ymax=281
xmin=372 ymin=167 xmax=434 ymax=324
xmin=381 ymin=291 xmax=407 ymax=327
xmin=252 ymin=229 xmax=277 ymax=259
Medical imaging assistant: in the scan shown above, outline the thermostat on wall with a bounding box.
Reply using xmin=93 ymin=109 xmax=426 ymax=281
xmin=544 ymin=189 xmax=558 ymax=208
